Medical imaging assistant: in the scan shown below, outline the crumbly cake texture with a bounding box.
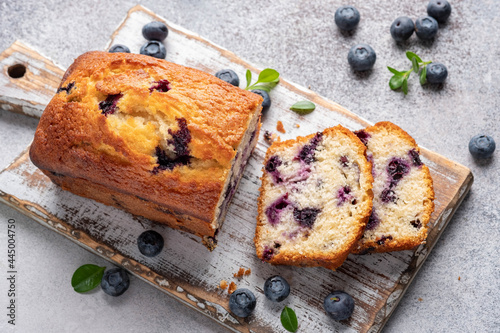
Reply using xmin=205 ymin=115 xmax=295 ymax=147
xmin=352 ymin=122 xmax=435 ymax=254
xmin=30 ymin=51 xmax=263 ymax=250
xmin=255 ymin=125 xmax=374 ymax=270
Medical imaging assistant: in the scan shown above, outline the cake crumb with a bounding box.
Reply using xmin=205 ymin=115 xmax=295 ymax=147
xmin=458 ymin=276 xmax=461 ymax=281
xmin=276 ymin=121 xmax=286 ymax=133
xmin=228 ymin=282 xmax=237 ymax=294
xmin=234 ymin=267 xmax=246 ymax=278
xmin=294 ymin=124 xmax=300 ymax=128
xmin=219 ymin=280 xmax=228 ymax=289
xmin=418 ymin=298 xmax=423 ymax=302
xmin=244 ymin=268 xmax=251 ymax=276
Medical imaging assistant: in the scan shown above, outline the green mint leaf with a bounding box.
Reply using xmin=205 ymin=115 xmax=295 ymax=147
xmin=387 ymin=66 xmax=403 ymax=76
xmin=412 ymin=57 xmax=419 ymax=73
xmin=420 ymin=66 xmax=427 ymax=85
xmin=389 ymin=75 xmax=405 ymax=90
xmin=290 ymin=101 xmax=316 ymax=115
xmin=402 ymin=78 xmax=408 ymax=95
xmin=257 ymin=68 xmax=280 ymax=83
xmin=248 ymin=85 xmax=271 ymax=93
xmin=406 ymin=51 xmax=422 ymax=63
xmin=245 ymin=70 xmax=252 ymax=89
xmin=71 ymin=264 xmax=106 ymax=293
xmin=281 ymin=306 xmax=298 ymax=332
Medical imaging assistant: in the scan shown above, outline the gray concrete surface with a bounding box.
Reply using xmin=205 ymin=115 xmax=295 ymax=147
xmin=0 ymin=0 xmax=498 ymax=332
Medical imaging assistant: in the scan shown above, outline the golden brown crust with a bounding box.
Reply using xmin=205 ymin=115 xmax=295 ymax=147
xmin=255 ymin=125 xmax=373 ymax=270
xmin=353 ymin=121 xmax=435 ymax=254
xmin=30 ymin=51 xmax=262 ymax=241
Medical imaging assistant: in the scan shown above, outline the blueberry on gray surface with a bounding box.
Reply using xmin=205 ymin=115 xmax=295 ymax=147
xmin=264 ymin=275 xmax=290 ymax=302
xmin=101 ymin=268 xmax=130 ymax=297
xmin=251 ymin=90 xmax=271 ymax=113
xmin=347 ymin=44 xmax=376 ymax=71
xmin=415 ymin=16 xmax=439 ymax=40
xmin=390 ymin=17 xmax=414 ymax=42
xmin=426 ymin=62 xmax=448 ymax=84
xmin=142 ymin=21 xmax=169 ymax=41
xmin=427 ymin=0 xmax=452 ymax=23
xmin=215 ymin=69 xmax=240 ymax=86
xmin=469 ymin=135 xmax=496 ymax=159
xmin=137 ymin=230 xmax=164 ymax=257
xmin=324 ymin=291 xmax=355 ymax=321
xmin=140 ymin=41 xmax=166 ymax=59
xmin=108 ymin=44 xmax=130 ymax=53
xmin=229 ymin=288 xmax=256 ymax=317
xmin=334 ymin=5 xmax=360 ymax=31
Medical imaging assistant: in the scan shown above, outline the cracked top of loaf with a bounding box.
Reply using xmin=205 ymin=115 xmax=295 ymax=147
xmin=30 ymin=51 xmax=262 ymax=223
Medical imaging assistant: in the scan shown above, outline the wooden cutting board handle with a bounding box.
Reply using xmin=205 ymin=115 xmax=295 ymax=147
xmin=0 ymin=40 xmax=64 ymax=119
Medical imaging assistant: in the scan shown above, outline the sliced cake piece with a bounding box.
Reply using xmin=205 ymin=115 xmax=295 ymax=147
xmin=255 ymin=125 xmax=373 ymax=270
xmin=353 ymin=121 xmax=435 ymax=254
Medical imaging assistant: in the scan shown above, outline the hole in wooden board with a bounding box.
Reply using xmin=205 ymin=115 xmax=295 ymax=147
xmin=8 ymin=64 xmax=26 ymax=79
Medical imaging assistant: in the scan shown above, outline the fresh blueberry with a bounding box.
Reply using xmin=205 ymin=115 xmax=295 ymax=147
xmin=101 ymin=267 xmax=130 ymax=297
xmin=347 ymin=44 xmax=376 ymax=71
xmin=426 ymin=62 xmax=448 ymax=84
xmin=140 ymin=41 xmax=166 ymax=59
xmin=324 ymin=291 xmax=355 ymax=321
xmin=415 ymin=16 xmax=439 ymax=40
xmin=469 ymin=135 xmax=496 ymax=159
xmin=264 ymin=276 xmax=290 ymax=302
xmin=108 ymin=44 xmax=130 ymax=53
xmin=215 ymin=69 xmax=240 ymax=87
xmin=251 ymin=90 xmax=271 ymax=113
xmin=334 ymin=6 xmax=360 ymax=31
xmin=137 ymin=230 xmax=164 ymax=257
xmin=142 ymin=21 xmax=169 ymax=41
xmin=390 ymin=17 xmax=414 ymax=42
xmin=229 ymin=288 xmax=256 ymax=317
xmin=427 ymin=0 xmax=452 ymax=23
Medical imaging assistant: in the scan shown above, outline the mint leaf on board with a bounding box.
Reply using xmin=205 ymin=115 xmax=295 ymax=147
xmin=281 ymin=306 xmax=298 ymax=333
xmin=245 ymin=68 xmax=280 ymax=92
xmin=71 ymin=264 xmax=106 ymax=293
xmin=290 ymin=101 xmax=316 ymax=115
xmin=420 ymin=66 xmax=427 ymax=85
xmin=258 ymin=68 xmax=279 ymax=83
xmin=245 ymin=70 xmax=252 ymax=89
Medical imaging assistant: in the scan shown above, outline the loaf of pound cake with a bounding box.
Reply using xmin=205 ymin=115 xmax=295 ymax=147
xmin=29 ymin=51 xmax=263 ymax=250
xmin=255 ymin=125 xmax=374 ymax=270
xmin=353 ymin=122 xmax=435 ymax=254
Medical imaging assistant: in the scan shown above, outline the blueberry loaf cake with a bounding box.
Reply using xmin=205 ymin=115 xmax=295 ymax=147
xmin=353 ymin=122 xmax=435 ymax=254
xmin=30 ymin=51 xmax=263 ymax=250
xmin=255 ymin=126 xmax=374 ymax=270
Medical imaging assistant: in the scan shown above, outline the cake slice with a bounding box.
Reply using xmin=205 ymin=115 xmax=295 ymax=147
xmin=352 ymin=122 xmax=435 ymax=254
xmin=30 ymin=51 xmax=263 ymax=250
xmin=255 ymin=125 xmax=373 ymax=270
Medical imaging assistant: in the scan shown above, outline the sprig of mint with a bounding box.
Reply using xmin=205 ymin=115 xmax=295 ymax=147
xmin=290 ymin=101 xmax=316 ymax=115
xmin=245 ymin=68 xmax=280 ymax=93
xmin=281 ymin=306 xmax=298 ymax=332
xmin=388 ymin=51 xmax=432 ymax=95
xmin=71 ymin=264 xmax=106 ymax=293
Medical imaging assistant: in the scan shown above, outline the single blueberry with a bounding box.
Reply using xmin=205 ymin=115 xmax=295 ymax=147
xmin=108 ymin=44 xmax=131 ymax=53
xmin=264 ymin=276 xmax=290 ymax=302
xmin=101 ymin=267 xmax=130 ymax=297
xmin=347 ymin=44 xmax=376 ymax=71
xmin=387 ymin=158 xmax=410 ymax=183
xmin=251 ymin=90 xmax=271 ymax=113
xmin=324 ymin=291 xmax=355 ymax=321
xmin=427 ymin=0 xmax=452 ymax=23
xmin=334 ymin=6 xmax=360 ymax=31
xmin=469 ymin=135 xmax=496 ymax=159
xmin=215 ymin=69 xmax=240 ymax=87
xmin=229 ymin=288 xmax=256 ymax=317
xmin=390 ymin=17 xmax=414 ymax=42
xmin=426 ymin=62 xmax=448 ymax=84
xmin=415 ymin=16 xmax=439 ymax=40
xmin=137 ymin=230 xmax=164 ymax=257
xmin=140 ymin=41 xmax=167 ymax=59
xmin=142 ymin=21 xmax=169 ymax=41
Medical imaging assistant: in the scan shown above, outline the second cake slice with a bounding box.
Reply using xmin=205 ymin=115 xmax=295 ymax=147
xmin=255 ymin=125 xmax=373 ymax=270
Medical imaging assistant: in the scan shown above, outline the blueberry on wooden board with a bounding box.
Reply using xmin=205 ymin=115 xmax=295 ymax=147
xmin=229 ymin=289 xmax=256 ymax=317
xmin=140 ymin=41 xmax=166 ymax=59
xmin=324 ymin=291 xmax=355 ymax=321
xmin=334 ymin=6 xmax=360 ymax=31
xmin=251 ymin=89 xmax=271 ymax=113
xmin=415 ymin=16 xmax=439 ymax=40
xmin=142 ymin=21 xmax=169 ymax=41
xmin=390 ymin=17 xmax=414 ymax=42
xmin=101 ymin=268 xmax=130 ymax=296
xmin=348 ymin=44 xmax=376 ymax=71
xmin=264 ymin=276 xmax=290 ymax=302
xmin=215 ymin=69 xmax=240 ymax=87
xmin=137 ymin=230 xmax=164 ymax=257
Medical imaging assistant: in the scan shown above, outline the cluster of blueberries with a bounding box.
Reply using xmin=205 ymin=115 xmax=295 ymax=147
xmin=109 ymin=21 xmax=169 ymax=59
xmin=337 ymin=1 xmax=450 ymax=84
xmin=229 ymin=276 xmax=355 ymax=321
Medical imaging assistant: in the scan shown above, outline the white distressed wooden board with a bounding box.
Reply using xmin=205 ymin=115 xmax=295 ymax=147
xmin=0 ymin=5 xmax=473 ymax=333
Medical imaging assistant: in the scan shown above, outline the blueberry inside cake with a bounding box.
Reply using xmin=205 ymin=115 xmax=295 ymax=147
xmin=255 ymin=125 xmax=373 ymax=270
xmin=352 ymin=122 xmax=435 ymax=254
